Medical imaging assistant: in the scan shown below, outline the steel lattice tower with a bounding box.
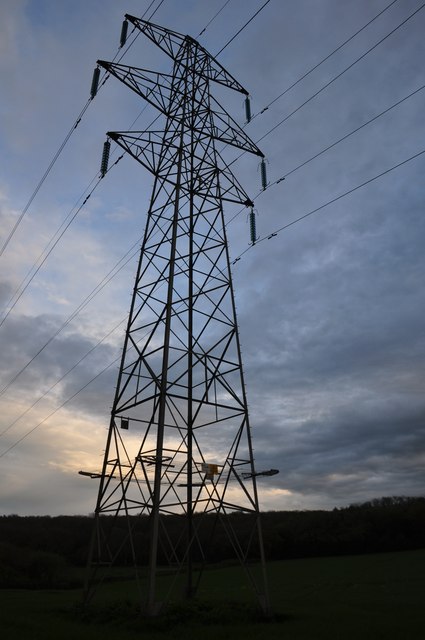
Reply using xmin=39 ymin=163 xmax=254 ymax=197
xmin=85 ymin=15 xmax=269 ymax=616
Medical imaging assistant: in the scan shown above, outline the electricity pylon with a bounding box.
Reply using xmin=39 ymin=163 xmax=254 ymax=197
xmin=85 ymin=15 xmax=270 ymax=616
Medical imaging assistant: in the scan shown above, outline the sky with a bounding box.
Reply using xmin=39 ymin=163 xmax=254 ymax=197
xmin=0 ymin=0 xmax=424 ymax=516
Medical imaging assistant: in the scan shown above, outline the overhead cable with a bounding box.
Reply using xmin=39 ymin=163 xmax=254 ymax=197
xmin=0 ymin=112 xmax=163 ymax=327
xmin=221 ymin=81 xmax=425 ymax=231
xmin=250 ymin=0 xmax=400 ymax=121
xmin=272 ymin=83 xmax=425 ymax=183
xmin=0 ymin=173 xmax=106 ymax=329
xmin=226 ymin=0 xmax=425 ymax=173
xmin=0 ymin=235 xmax=140 ymax=400
xmin=0 ymin=206 xmax=172 ymax=435
xmin=198 ymin=0 xmax=232 ymax=36
xmin=148 ymin=0 xmax=166 ymax=20
xmin=0 ymin=98 xmax=91 ymax=260
xmin=0 ymin=353 xmax=122 ymax=459
xmin=0 ymin=315 xmax=127 ymax=439
xmin=0 ymin=0 xmax=163 ymax=261
xmin=216 ymin=0 xmax=272 ymax=55
xmin=256 ymin=2 xmax=425 ymax=145
xmin=233 ymin=148 xmax=425 ymax=263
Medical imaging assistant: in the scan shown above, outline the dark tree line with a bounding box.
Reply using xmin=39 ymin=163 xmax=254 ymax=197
xmin=0 ymin=496 xmax=424 ymax=588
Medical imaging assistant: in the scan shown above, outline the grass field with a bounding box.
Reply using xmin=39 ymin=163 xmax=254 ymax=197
xmin=1 ymin=549 xmax=424 ymax=639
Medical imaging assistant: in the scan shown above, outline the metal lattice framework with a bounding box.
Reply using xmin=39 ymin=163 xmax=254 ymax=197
xmin=85 ymin=15 xmax=270 ymax=616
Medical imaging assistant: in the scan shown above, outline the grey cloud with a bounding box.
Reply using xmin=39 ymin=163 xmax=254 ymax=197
xmin=0 ymin=311 xmax=118 ymax=419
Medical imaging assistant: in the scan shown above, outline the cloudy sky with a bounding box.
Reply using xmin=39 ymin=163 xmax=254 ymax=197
xmin=0 ymin=0 xmax=424 ymax=516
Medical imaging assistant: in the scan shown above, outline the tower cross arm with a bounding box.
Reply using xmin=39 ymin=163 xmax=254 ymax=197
xmin=99 ymin=60 xmax=263 ymax=157
xmin=125 ymin=14 xmax=248 ymax=95
xmin=107 ymin=130 xmax=254 ymax=206
xmin=210 ymin=97 xmax=264 ymax=157
xmin=97 ymin=60 xmax=173 ymax=116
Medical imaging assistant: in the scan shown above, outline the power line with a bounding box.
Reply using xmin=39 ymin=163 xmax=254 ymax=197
xmin=198 ymin=0 xmax=232 ymax=36
xmin=0 ymin=270 xmax=170 ymax=455
xmin=0 ymin=98 xmax=91 ymax=260
xmin=142 ymin=0 xmax=159 ymax=19
xmin=0 ymin=352 xmax=122 ymax=459
xmin=0 ymin=119 xmax=170 ymax=408
xmin=0 ymin=234 xmax=140 ymax=401
xmin=250 ymin=0 xmax=400 ymax=121
xmin=0 ymin=315 xmax=126 ymax=439
xmin=255 ymin=2 xmax=425 ymax=145
xmin=226 ymin=0 xmax=425 ymax=174
xmin=216 ymin=0 xmax=272 ymax=55
xmin=232 ymin=147 xmax=425 ymax=263
xmin=272 ymin=83 xmax=425 ymax=184
xmin=0 ymin=118 xmax=163 ymax=396
xmin=0 ymin=112 xmax=170 ymax=411
xmin=148 ymin=0 xmax=166 ymax=20
xmin=0 ymin=110 xmax=162 ymax=327
xmin=0 ymin=206 xmax=175 ymax=436
xmin=0 ymin=173 xmax=106 ymax=329
xmin=0 ymin=0 xmax=163 ymax=262
xmin=222 ymin=81 xmax=425 ymax=231
xmin=0 ymin=0 xmax=173 ymax=454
